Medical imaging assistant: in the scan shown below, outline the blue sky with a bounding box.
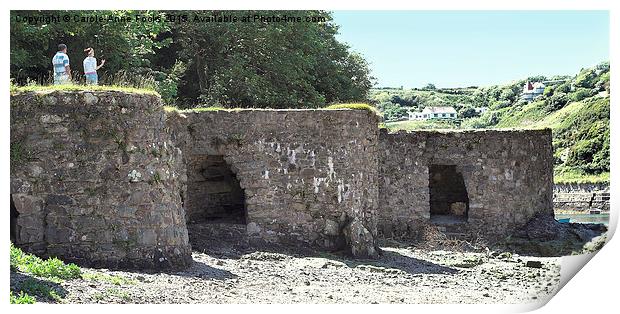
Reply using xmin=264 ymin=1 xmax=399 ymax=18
xmin=332 ymin=11 xmax=609 ymax=88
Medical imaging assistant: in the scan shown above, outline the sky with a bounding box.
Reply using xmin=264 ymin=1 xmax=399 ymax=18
xmin=332 ymin=11 xmax=609 ymax=88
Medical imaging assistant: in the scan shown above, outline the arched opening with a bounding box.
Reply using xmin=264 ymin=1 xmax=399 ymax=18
xmin=186 ymin=155 xmax=247 ymax=224
xmin=185 ymin=155 xmax=248 ymax=252
xmin=10 ymin=195 xmax=19 ymax=243
xmin=429 ymin=164 xmax=469 ymax=223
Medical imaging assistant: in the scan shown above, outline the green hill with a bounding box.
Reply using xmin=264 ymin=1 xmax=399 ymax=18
xmin=372 ymin=62 xmax=610 ymax=184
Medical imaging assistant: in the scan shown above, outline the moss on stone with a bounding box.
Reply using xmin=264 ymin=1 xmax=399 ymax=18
xmin=11 ymin=84 xmax=158 ymax=95
xmin=325 ymin=103 xmax=381 ymax=116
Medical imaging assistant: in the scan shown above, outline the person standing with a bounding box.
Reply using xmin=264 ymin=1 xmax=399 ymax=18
xmin=52 ymin=43 xmax=71 ymax=85
xmin=83 ymin=47 xmax=105 ymax=85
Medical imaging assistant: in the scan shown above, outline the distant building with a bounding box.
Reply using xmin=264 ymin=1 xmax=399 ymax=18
xmin=474 ymin=107 xmax=488 ymax=115
xmin=409 ymin=106 xmax=457 ymax=120
xmin=408 ymin=111 xmax=425 ymax=120
xmin=521 ymin=82 xmax=545 ymax=101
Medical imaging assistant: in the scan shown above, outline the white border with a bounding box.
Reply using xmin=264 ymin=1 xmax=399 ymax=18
xmin=2 ymin=1 xmax=617 ymax=313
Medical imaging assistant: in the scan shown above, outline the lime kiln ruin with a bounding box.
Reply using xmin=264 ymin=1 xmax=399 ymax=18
xmin=10 ymin=90 xmax=553 ymax=269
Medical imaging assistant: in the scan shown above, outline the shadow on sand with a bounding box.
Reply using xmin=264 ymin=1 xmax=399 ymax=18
xmin=10 ymin=272 xmax=69 ymax=303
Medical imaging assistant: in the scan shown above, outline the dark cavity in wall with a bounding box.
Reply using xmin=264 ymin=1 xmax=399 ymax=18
xmin=186 ymin=155 xmax=247 ymax=224
xmin=429 ymin=164 xmax=469 ymax=223
xmin=10 ymin=195 xmax=19 ymax=243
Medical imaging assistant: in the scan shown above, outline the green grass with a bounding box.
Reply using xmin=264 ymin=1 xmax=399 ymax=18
xmin=325 ymin=103 xmax=381 ymax=116
xmin=14 ymin=278 xmax=64 ymax=302
xmin=10 ymin=291 xmax=36 ymax=304
xmin=384 ymin=119 xmax=458 ymax=131
xmin=165 ymin=106 xmax=245 ymax=113
xmin=10 ymin=83 xmax=158 ymax=95
xmin=188 ymin=106 xmax=232 ymax=112
xmin=493 ymin=101 xmax=549 ymax=128
xmin=81 ymin=272 xmax=137 ymax=286
xmin=92 ymin=287 xmax=132 ymax=303
xmin=554 ymin=168 xmax=610 ymax=184
xmin=528 ymin=101 xmax=585 ymax=130
xmin=10 ymin=243 xmax=81 ymax=281
xmin=166 ymin=103 xmax=382 ymax=115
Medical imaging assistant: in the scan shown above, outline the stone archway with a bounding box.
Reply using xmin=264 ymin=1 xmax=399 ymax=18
xmin=428 ymin=164 xmax=469 ymax=223
xmin=185 ymin=154 xmax=247 ymax=224
xmin=185 ymin=154 xmax=249 ymax=252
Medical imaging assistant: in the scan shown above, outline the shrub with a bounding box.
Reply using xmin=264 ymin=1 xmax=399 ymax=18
xmin=574 ymin=68 xmax=597 ymax=88
xmin=545 ymin=92 xmax=569 ymax=111
xmin=570 ymin=88 xmax=593 ymax=102
xmin=513 ymin=99 xmax=528 ymax=108
xmin=555 ymin=82 xmax=571 ymax=94
xmin=154 ymin=60 xmax=186 ymax=105
xmin=597 ymin=72 xmax=610 ymax=91
xmin=543 ymin=86 xmax=555 ymax=97
xmin=490 ymin=100 xmax=510 ymax=110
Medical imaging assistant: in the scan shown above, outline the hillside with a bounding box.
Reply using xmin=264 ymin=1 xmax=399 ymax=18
xmin=372 ymin=62 xmax=610 ymax=183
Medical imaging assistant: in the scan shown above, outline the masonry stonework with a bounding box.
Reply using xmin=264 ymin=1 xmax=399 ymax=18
xmin=10 ymin=91 xmax=556 ymax=269
xmin=167 ymin=109 xmax=380 ymax=257
xmin=378 ymin=129 xmax=554 ymax=238
xmin=10 ymin=91 xmax=191 ymax=269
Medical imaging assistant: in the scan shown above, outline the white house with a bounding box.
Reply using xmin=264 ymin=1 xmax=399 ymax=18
xmin=521 ymin=82 xmax=545 ymax=101
xmin=409 ymin=106 xmax=457 ymax=120
xmin=474 ymin=107 xmax=488 ymax=115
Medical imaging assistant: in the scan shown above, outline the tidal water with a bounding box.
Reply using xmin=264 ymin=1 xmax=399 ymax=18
xmin=555 ymin=213 xmax=609 ymax=226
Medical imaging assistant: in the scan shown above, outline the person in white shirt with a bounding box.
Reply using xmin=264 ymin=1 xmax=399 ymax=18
xmin=83 ymin=47 xmax=105 ymax=85
xmin=52 ymin=44 xmax=71 ymax=85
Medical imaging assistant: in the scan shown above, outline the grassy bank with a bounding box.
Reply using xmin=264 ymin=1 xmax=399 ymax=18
xmin=10 ymin=244 xmax=134 ymax=304
xmin=554 ymin=168 xmax=610 ymax=184
xmin=384 ymin=119 xmax=458 ymax=131
xmin=10 ymin=83 xmax=158 ymax=95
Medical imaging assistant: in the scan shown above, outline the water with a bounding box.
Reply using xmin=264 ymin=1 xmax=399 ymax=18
xmin=554 ymin=213 xmax=609 ymax=226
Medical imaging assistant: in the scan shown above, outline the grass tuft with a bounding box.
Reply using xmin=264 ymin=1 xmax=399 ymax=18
xmin=325 ymin=103 xmax=381 ymax=116
xmin=10 ymin=291 xmax=36 ymax=304
xmin=10 ymin=84 xmax=158 ymax=95
xmin=10 ymin=243 xmax=81 ymax=281
xmin=81 ymin=272 xmax=137 ymax=286
xmin=15 ymin=278 xmax=63 ymax=302
xmin=163 ymin=106 xmax=179 ymax=112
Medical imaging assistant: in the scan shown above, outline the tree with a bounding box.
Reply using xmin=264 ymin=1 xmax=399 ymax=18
xmin=423 ymin=83 xmax=436 ymax=90
xmin=171 ymin=10 xmax=374 ymax=108
xmin=459 ymin=107 xmax=478 ymax=119
xmin=10 ymin=10 xmax=171 ymax=84
xmin=570 ymin=88 xmax=593 ymax=102
xmin=378 ymin=102 xmax=408 ymax=121
xmin=10 ymin=10 xmax=374 ymax=108
xmin=545 ymin=92 xmax=569 ymax=111
xmin=543 ymin=86 xmax=554 ymax=97
xmin=499 ymin=88 xmax=516 ymax=102
xmin=574 ymin=68 xmax=597 ymax=88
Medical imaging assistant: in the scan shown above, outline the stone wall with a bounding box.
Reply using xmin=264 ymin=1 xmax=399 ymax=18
xmin=10 ymin=90 xmax=557 ymax=267
xmin=554 ymin=183 xmax=610 ymax=213
xmin=10 ymin=91 xmax=191 ymax=269
xmin=378 ymin=129 xmax=554 ymax=238
xmin=167 ymin=109 xmax=380 ymax=257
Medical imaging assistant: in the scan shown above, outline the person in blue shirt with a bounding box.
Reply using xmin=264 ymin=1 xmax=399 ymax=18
xmin=83 ymin=47 xmax=105 ymax=85
xmin=52 ymin=44 xmax=71 ymax=85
